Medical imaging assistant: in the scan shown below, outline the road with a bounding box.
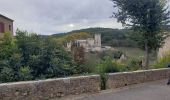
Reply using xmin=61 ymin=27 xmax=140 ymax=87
xmin=79 ymin=80 xmax=170 ymax=100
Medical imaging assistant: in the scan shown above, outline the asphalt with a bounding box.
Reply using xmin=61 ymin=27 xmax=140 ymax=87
xmin=79 ymin=79 xmax=170 ymax=100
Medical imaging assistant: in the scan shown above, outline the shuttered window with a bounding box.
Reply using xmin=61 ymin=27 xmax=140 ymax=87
xmin=0 ymin=22 xmax=4 ymax=33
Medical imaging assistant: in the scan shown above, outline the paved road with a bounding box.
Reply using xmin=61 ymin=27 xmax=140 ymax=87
xmin=79 ymin=80 xmax=170 ymax=100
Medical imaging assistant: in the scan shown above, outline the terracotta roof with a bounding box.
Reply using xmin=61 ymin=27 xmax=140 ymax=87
xmin=0 ymin=14 xmax=14 ymax=22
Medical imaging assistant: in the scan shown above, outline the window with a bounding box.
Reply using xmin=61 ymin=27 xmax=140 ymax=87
xmin=9 ymin=25 xmax=11 ymax=31
xmin=0 ymin=22 xmax=4 ymax=33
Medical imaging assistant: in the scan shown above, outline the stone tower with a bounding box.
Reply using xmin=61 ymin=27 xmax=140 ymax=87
xmin=94 ymin=34 xmax=101 ymax=47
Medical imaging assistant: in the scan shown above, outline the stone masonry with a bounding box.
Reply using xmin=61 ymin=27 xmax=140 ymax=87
xmin=0 ymin=75 xmax=100 ymax=100
xmin=0 ymin=68 xmax=170 ymax=100
xmin=107 ymin=68 xmax=170 ymax=89
xmin=0 ymin=14 xmax=13 ymax=37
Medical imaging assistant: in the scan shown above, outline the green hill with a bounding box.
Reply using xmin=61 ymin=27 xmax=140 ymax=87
xmin=52 ymin=27 xmax=137 ymax=47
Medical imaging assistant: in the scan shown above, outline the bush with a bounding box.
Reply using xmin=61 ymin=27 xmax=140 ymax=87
xmin=153 ymin=52 xmax=170 ymax=69
xmin=0 ymin=67 xmax=14 ymax=83
xmin=98 ymin=50 xmax=123 ymax=60
xmin=0 ymin=30 xmax=76 ymax=83
xmin=96 ymin=56 xmax=125 ymax=74
xmin=125 ymin=59 xmax=141 ymax=71
xmin=18 ymin=66 xmax=33 ymax=81
xmin=96 ymin=56 xmax=126 ymax=90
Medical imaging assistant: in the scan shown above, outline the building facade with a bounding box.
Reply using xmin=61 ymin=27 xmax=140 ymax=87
xmin=66 ymin=34 xmax=112 ymax=52
xmin=0 ymin=14 xmax=14 ymax=37
xmin=158 ymin=36 xmax=170 ymax=58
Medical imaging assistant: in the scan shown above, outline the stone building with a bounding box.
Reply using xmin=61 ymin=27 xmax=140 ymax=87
xmin=158 ymin=36 xmax=170 ymax=58
xmin=0 ymin=14 xmax=14 ymax=37
xmin=66 ymin=34 xmax=111 ymax=52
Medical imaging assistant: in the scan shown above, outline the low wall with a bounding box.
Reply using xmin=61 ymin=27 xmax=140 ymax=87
xmin=107 ymin=68 xmax=170 ymax=89
xmin=0 ymin=75 xmax=100 ymax=100
xmin=0 ymin=68 xmax=170 ymax=100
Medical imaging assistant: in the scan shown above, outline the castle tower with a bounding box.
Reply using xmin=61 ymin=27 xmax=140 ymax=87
xmin=94 ymin=34 xmax=101 ymax=47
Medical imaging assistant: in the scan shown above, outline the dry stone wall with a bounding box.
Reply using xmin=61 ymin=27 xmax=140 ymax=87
xmin=0 ymin=75 xmax=100 ymax=100
xmin=107 ymin=68 xmax=170 ymax=89
xmin=0 ymin=68 xmax=170 ymax=100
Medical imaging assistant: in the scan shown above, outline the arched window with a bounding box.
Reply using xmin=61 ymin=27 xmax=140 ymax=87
xmin=0 ymin=22 xmax=4 ymax=33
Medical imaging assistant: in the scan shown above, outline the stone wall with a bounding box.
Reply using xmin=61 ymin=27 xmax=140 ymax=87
xmin=158 ymin=36 xmax=170 ymax=58
xmin=0 ymin=15 xmax=13 ymax=36
xmin=107 ymin=68 xmax=170 ymax=89
xmin=0 ymin=68 xmax=170 ymax=100
xmin=0 ymin=75 xmax=100 ymax=100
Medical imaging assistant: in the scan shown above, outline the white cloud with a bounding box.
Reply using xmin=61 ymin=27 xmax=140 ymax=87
xmin=0 ymin=0 xmax=169 ymax=35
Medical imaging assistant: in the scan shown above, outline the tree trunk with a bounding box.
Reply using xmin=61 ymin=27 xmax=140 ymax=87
xmin=144 ymin=40 xmax=149 ymax=69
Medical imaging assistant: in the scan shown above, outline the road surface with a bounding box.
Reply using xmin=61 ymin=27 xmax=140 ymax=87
xmin=79 ymin=80 xmax=170 ymax=100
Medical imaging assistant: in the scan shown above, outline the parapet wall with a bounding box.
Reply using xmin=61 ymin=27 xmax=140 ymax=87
xmin=107 ymin=68 xmax=170 ymax=89
xmin=0 ymin=68 xmax=170 ymax=100
xmin=0 ymin=75 xmax=100 ymax=100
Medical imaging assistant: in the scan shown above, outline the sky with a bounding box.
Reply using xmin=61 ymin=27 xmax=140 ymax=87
xmin=0 ymin=0 xmax=170 ymax=35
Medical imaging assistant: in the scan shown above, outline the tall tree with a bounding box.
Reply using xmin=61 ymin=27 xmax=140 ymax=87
xmin=111 ymin=0 xmax=170 ymax=69
xmin=72 ymin=46 xmax=86 ymax=74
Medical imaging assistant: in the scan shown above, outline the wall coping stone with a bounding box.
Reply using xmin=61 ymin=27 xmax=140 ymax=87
xmin=108 ymin=68 xmax=170 ymax=76
xmin=0 ymin=74 xmax=100 ymax=86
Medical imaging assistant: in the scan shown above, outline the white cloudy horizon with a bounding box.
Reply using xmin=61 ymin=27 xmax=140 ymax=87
xmin=0 ymin=0 xmax=123 ymax=35
xmin=0 ymin=0 xmax=170 ymax=35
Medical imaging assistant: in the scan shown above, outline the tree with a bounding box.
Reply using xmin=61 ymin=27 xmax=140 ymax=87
xmin=0 ymin=32 xmax=21 ymax=82
xmin=15 ymin=29 xmax=75 ymax=79
xmin=111 ymin=0 xmax=170 ymax=69
xmin=39 ymin=38 xmax=75 ymax=78
xmin=72 ymin=46 xmax=86 ymax=74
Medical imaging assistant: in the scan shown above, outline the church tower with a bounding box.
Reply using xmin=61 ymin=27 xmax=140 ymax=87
xmin=94 ymin=34 xmax=101 ymax=47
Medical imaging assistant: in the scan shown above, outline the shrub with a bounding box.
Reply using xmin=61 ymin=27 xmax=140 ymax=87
xmin=96 ymin=56 xmax=126 ymax=90
xmin=18 ymin=66 xmax=33 ymax=81
xmin=96 ymin=56 xmax=125 ymax=74
xmin=0 ymin=67 xmax=14 ymax=83
xmin=125 ymin=59 xmax=141 ymax=71
xmin=153 ymin=52 xmax=170 ymax=69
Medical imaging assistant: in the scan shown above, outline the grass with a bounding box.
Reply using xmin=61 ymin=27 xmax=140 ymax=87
xmin=115 ymin=47 xmax=145 ymax=60
xmin=115 ymin=47 xmax=157 ymax=66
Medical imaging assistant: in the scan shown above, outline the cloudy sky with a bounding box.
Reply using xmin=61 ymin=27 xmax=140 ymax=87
xmin=0 ymin=0 xmax=170 ymax=35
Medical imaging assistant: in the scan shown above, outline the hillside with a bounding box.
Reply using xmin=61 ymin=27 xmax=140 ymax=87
xmin=52 ymin=28 xmax=137 ymax=47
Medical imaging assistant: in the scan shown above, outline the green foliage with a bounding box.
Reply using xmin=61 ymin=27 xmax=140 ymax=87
xmin=96 ymin=57 xmax=125 ymax=74
xmin=125 ymin=59 xmax=142 ymax=71
xmin=153 ymin=52 xmax=170 ymax=69
xmin=84 ymin=53 xmax=100 ymax=74
xmin=111 ymin=0 xmax=170 ymax=68
xmin=53 ymin=28 xmax=137 ymax=47
xmin=115 ymin=47 xmax=145 ymax=60
xmin=0 ymin=30 xmax=76 ymax=83
xmin=40 ymin=38 xmax=75 ymax=78
xmin=112 ymin=51 xmax=123 ymax=59
xmin=0 ymin=67 xmax=14 ymax=83
xmin=100 ymin=73 xmax=108 ymax=90
xmin=72 ymin=46 xmax=86 ymax=74
xmin=96 ymin=56 xmax=126 ymax=90
xmin=55 ymin=32 xmax=90 ymax=44
xmin=18 ymin=66 xmax=33 ymax=81
xmin=0 ymin=32 xmax=16 ymax=60
xmin=98 ymin=50 xmax=123 ymax=60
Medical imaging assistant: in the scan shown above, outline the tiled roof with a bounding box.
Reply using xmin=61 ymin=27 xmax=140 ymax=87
xmin=0 ymin=14 xmax=14 ymax=22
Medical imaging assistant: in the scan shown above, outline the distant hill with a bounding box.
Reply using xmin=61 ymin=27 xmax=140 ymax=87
xmin=52 ymin=27 xmax=137 ymax=47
